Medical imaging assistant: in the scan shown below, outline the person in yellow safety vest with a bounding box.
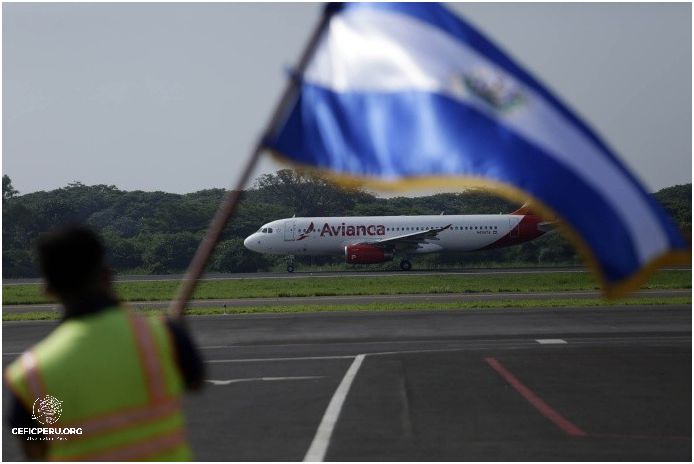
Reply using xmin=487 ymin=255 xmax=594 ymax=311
xmin=5 ymin=225 xmax=204 ymax=461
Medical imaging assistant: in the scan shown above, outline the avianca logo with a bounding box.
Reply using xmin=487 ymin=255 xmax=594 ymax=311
xmin=297 ymin=222 xmax=315 ymax=241
xmin=320 ymin=223 xmax=385 ymax=237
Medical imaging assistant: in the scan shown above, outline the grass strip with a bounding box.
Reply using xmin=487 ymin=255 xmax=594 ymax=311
xmin=4 ymin=296 xmax=690 ymax=321
xmin=3 ymin=270 xmax=691 ymax=305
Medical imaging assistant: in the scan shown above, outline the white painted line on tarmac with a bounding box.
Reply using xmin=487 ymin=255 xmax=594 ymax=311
xmin=304 ymin=354 xmax=366 ymax=462
xmin=536 ymin=339 xmax=568 ymax=344
xmin=206 ymin=376 xmax=325 ymax=385
xmin=206 ymin=355 xmax=355 ymax=364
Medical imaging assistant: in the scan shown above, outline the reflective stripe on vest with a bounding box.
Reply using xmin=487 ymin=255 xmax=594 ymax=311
xmin=55 ymin=428 xmax=187 ymax=461
xmin=21 ymin=351 xmax=45 ymax=399
xmin=55 ymin=397 xmax=181 ymax=440
xmin=128 ymin=314 xmax=167 ymax=404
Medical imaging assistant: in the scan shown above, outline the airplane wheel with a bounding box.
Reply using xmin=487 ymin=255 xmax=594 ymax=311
xmin=287 ymin=264 xmax=295 ymax=273
xmin=400 ymin=260 xmax=412 ymax=271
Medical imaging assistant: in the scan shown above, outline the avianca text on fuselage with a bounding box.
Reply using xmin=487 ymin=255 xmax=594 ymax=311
xmin=316 ymin=222 xmax=386 ymax=237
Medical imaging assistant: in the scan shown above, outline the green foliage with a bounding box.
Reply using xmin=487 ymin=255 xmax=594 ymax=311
xmin=653 ymin=184 xmax=691 ymax=226
xmin=1 ymin=170 xmax=690 ymax=278
xmin=141 ymin=232 xmax=200 ymax=274
xmin=2 ymin=249 xmax=36 ymax=278
xmin=3 ymin=175 xmax=19 ymax=203
xmin=210 ymin=239 xmax=270 ymax=273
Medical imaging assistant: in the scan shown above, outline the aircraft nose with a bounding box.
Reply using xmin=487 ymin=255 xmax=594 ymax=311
xmin=243 ymin=235 xmax=256 ymax=251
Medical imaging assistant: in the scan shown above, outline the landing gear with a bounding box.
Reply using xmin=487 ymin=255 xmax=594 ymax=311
xmin=400 ymin=259 xmax=412 ymax=271
xmin=286 ymin=255 xmax=296 ymax=273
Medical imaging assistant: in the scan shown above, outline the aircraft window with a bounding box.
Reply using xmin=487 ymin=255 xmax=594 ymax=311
xmin=261 ymin=228 xmax=267 ymax=233
xmin=475 ymin=226 xmax=478 ymax=230
xmin=268 ymin=228 xmax=273 ymax=233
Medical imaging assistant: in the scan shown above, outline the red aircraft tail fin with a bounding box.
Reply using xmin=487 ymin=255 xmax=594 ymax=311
xmin=510 ymin=202 xmax=536 ymax=216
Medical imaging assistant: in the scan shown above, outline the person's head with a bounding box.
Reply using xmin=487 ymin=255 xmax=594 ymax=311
xmin=36 ymin=225 xmax=113 ymax=301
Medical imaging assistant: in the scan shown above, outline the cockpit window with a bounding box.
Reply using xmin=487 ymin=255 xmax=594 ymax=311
xmin=261 ymin=228 xmax=268 ymax=233
xmin=268 ymin=228 xmax=273 ymax=233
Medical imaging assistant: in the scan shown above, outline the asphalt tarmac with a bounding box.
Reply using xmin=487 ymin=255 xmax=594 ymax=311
xmin=2 ymin=267 xmax=593 ymax=285
xmin=2 ymin=305 xmax=691 ymax=461
xmin=6 ymin=265 xmax=689 ymax=285
xmin=4 ymin=289 xmax=689 ymax=314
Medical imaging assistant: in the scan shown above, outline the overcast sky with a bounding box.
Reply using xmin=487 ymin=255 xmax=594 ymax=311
xmin=3 ymin=3 xmax=691 ymax=196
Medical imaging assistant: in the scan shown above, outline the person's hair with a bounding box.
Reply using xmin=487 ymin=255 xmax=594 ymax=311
xmin=36 ymin=225 xmax=106 ymax=295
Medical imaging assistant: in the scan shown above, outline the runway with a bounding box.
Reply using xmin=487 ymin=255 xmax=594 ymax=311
xmin=7 ymin=265 xmax=690 ymax=286
xmin=2 ymin=266 xmax=595 ymax=285
xmin=2 ymin=305 xmax=691 ymax=461
xmin=3 ymin=288 xmax=689 ymax=314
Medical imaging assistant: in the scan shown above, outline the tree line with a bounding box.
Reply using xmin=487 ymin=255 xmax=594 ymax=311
xmin=2 ymin=172 xmax=690 ymax=278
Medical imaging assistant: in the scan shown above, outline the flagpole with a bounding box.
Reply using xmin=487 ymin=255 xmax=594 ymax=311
xmin=168 ymin=7 xmax=334 ymax=320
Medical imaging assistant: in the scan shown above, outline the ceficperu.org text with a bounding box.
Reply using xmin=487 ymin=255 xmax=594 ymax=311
xmin=12 ymin=428 xmax=83 ymax=435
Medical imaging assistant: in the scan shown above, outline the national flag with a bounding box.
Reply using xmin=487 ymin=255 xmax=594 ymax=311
xmin=262 ymin=2 xmax=690 ymax=297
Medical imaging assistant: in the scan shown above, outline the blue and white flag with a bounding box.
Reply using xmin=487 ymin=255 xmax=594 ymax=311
xmin=262 ymin=3 xmax=689 ymax=296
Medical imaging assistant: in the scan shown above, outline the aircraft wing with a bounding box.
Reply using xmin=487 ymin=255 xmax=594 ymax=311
xmin=360 ymin=224 xmax=452 ymax=252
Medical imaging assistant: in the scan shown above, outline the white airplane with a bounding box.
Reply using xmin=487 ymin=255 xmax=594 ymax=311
xmin=243 ymin=205 xmax=553 ymax=272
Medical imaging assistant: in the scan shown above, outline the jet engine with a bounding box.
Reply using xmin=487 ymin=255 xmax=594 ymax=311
xmin=344 ymin=244 xmax=394 ymax=264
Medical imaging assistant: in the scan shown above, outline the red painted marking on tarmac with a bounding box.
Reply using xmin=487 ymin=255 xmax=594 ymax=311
xmin=591 ymin=433 xmax=691 ymax=441
xmin=485 ymin=357 xmax=587 ymax=437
